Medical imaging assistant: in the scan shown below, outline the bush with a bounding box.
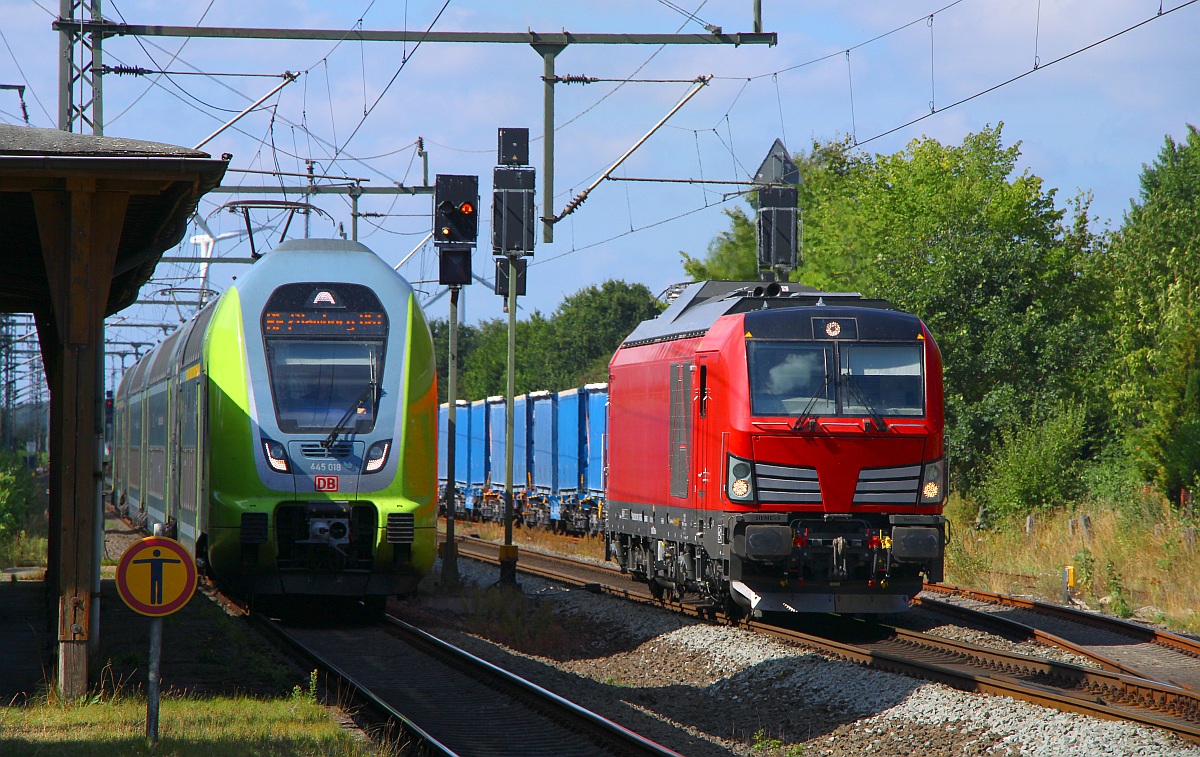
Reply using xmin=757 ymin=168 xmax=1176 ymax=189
xmin=978 ymin=403 xmax=1087 ymax=520
xmin=0 ymin=452 xmax=38 ymax=537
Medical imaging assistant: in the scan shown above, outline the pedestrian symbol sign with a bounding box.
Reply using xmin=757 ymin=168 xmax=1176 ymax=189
xmin=116 ymin=536 xmax=197 ymax=617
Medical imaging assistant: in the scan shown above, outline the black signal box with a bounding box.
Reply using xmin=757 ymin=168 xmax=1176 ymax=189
xmin=439 ymin=246 xmax=472 ymax=286
xmin=757 ymin=186 xmax=799 ymax=272
xmin=494 ymin=257 xmax=527 ymax=297
xmin=434 ymin=174 xmax=479 ymax=245
xmin=498 ymin=127 xmax=529 ymax=166
xmin=493 ymin=166 xmax=536 ymax=255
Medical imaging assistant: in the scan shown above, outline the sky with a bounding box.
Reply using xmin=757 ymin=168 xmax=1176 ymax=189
xmin=1 ymin=0 xmax=1198 ymax=390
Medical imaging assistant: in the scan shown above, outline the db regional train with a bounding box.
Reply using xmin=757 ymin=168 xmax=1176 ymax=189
xmin=111 ymin=239 xmax=438 ymax=610
xmin=438 ymin=281 xmax=945 ymax=617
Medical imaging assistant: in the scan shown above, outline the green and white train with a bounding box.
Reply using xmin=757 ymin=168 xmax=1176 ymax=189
xmin=111 ymin=239 xmax=438 ymax=608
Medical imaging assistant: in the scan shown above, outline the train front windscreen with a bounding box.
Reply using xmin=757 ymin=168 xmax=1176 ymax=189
xmin=748 ymin=340 xmax=924 ymax=418
xmin=261 ymin=282 xmax=389 ymax=434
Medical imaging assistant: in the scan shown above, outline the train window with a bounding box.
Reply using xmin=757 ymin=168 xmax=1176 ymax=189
xmin=748 ymin=343 xmax=835 ymax=417
xmin=265 ymin=339 xmax=385 ymax=433
xmin=839 ymin=344 xmax=924 ymax=417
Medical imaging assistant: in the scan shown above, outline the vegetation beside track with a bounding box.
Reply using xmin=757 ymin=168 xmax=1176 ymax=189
xmin=0 ymin=687 xmax=388 ymax=757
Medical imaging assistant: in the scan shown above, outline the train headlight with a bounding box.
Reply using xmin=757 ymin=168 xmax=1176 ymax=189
xmin=263 ymin=439 xmax=289 ymax=473
xmin=727 ymin=454 xmax=756 ymax=502
xmin=365 ymin=440 xmax=391 ymax=473
xmin=920 ymin=459 xmax=944 ymax=504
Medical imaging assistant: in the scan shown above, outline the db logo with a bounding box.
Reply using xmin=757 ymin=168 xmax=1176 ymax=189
xmin=314 ymin=475 xmax=339 ymax=492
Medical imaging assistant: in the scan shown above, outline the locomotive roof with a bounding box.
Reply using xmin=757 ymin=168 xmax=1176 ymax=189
xmin=623 ymin=280 xmax=897 ymax=346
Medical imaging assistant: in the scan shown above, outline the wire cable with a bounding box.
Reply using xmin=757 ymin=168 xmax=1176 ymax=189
xmin=856 ymin=0 xmax=1200 ymax=146
xmin=0 ymin=26 xmax=53 ymax=125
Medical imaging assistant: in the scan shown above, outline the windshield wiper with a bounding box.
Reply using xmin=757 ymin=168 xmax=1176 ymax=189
xmin=841 ymin=371 xmax=888 ymax=432
xmin=793 ymin=372 xmax=831 ymax=431
xmin=322 ymin=353 xmax=378 ymax=449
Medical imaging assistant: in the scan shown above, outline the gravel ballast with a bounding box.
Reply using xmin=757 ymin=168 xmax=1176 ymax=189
xmin=399 ymin=557 xmax=1200 ymax=757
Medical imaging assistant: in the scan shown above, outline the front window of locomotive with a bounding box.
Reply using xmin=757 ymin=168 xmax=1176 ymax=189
xmin=748 ymin=341 xmax=925 ymax=418
xmin=839 ymin=343 xmax=924 ymax=417
xmin=260 ymin=282 xmax=388 ymax=434
xmin=748 ymin=342 xmax=835 ymax=416
xmin=266 ymin=339 xmax=385 ymax=433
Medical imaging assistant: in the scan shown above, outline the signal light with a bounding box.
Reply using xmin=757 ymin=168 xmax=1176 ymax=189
xmin=433 ymin=174 xmax=479 ymax=245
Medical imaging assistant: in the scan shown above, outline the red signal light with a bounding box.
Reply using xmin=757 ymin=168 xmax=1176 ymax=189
xmin=459 ymin=201 xmax=475 ymax=216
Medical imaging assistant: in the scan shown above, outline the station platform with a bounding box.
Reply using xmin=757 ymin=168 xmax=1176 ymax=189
xmin=0 ymin=578 xmax=50 ymax=703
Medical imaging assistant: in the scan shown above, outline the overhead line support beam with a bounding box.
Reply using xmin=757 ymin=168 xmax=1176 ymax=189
xmin=55 ymin=18 xmax=775 ymax=239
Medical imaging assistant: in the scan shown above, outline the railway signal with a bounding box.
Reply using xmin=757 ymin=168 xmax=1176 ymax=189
xmin=490 ymin=127 xmax=537 ymax=587
xmin=757 ymin=185 xmax=799 ymax=278
xmin=494 ymin=127 xmax=536 ymax=255
xmin=433 ymin=174 xmax=479 ymax=244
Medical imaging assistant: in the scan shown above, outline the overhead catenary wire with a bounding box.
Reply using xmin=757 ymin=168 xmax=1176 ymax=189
xmin=855 ymin=0 xmax=1200 ymax=147
xmin=550 ymin=75 xmax=713 ymax=223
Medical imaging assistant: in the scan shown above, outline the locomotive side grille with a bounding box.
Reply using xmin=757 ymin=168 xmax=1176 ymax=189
xmin=754 ymin=462 xmax=822 ymax=504
xmin=299 ymin=442 xmax=354 ymax=458
xmin=386 ymin=513 xmax=415 ymax=544
xmin=854 ymin=464 xmax=921 ymax=504
xmin=240 ymin=512 xmax=269 ymax=544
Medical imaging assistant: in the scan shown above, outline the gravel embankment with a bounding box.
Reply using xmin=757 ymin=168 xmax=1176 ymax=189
xmin=398 ymin=557 xmax=1200 ymax=757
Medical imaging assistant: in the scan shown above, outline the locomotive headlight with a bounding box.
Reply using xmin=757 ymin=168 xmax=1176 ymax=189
xmin=920 ymin=459 xmax=944 ymax=503
xmin=263 ymin=439 xmax=289 ymax=473
xmin=365 ymin=440 xmax=391 ymax=473
xmin=727 ymin=454 xmax=756 ymax=502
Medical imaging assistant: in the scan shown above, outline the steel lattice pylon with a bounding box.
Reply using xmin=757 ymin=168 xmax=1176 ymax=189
xmin=58 ymin=0 xmax=104 ymax=134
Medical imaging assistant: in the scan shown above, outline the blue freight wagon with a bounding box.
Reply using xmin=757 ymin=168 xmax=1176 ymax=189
xmin=467 ymin=398 xmax=491 ymax=515
xmin=436 ymin=400 xmax=470 ymax=517
xmin=525 ymin=391 xmax=557 ymax=528
xmin=554 ymin=383 xmax=608 ymax=533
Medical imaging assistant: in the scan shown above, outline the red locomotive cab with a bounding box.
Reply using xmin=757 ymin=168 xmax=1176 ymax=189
xmin=718 ymin=306 xmax=945 ymax=517
xmin=606 ymin=281 xmax=948 ymax=617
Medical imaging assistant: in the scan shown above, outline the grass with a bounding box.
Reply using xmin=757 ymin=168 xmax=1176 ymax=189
xmin=0 ymin=529 xmax=46 ymax=570
xmin=944 ymin=492 xmax=1200 ymax=633
xmin=449 ymin=519 xmax=606 ymax=562
xmin=0 ymin=689 xmax=393 ymax=756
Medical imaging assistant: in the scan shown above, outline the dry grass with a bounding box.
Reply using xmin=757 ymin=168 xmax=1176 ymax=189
xmin=447 ymin=519 xmax=606 ymax=562
xmin=944 ymin=493 xmax=1200 ymax=633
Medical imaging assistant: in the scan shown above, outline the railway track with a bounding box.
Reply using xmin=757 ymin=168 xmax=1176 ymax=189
xmin=254 ymin=606 xmax=685 ymax=757
xmin=450 ymin=536 xmax=1200 ymax=744
xmin=920 ymin=583 xmax=1200 ymax=692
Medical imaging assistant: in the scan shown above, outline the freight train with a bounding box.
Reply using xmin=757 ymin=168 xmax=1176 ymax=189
xmin=111 ymin=238 xmax=438 ymax=611
xmin=438 ymin=281 xmax=945 ymax=617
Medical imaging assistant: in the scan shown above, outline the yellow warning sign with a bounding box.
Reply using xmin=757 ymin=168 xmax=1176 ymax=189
xmin=115 ymin=536 xmax=197 ymax=617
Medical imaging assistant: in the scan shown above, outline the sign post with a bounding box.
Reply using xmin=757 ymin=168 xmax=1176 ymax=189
xmin=115 ymin=531 xmax=198 ymax=744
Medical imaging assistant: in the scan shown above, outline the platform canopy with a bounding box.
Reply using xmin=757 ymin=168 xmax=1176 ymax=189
xmin=0 ymin=123 xmax=228 ymax=316
xmin=0 ymin=123 xmax=228 ymax=698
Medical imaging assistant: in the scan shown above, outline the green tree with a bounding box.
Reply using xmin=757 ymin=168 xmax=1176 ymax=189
xmin=543 ymin=280 xmax=661 ymax=387
xmin=428 ymin=317 xmax=484 ymax=404
xmin=459 ymin=314 xmax=555 ymax=400
xmin=0 ymin=453 xmax=37 ymax=537
xmin=454 ymin=280 xmax=661 ymax=400
xmin=1104 ymin=125 xmax=1200 ymax=502
xmin=682 ymin=125 xmax=1108 ymax=495
xmin=681 ymin=208 xmax=759 ymax=280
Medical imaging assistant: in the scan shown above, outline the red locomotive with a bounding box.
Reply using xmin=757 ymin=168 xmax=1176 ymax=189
xmin=605 ymin=281 xmax=946 ymax=617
